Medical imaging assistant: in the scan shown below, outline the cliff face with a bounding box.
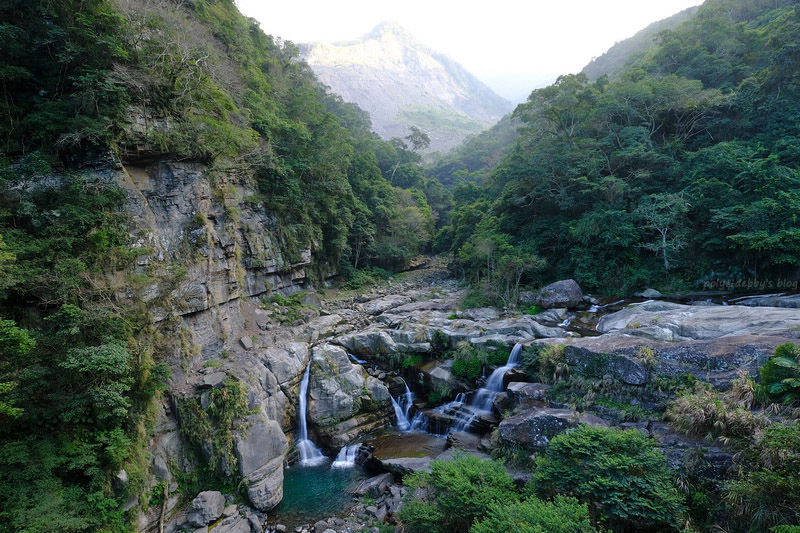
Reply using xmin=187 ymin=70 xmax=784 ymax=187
xmin=301 ymin=22 xmax=513 ymax=152
xmin=99 ymin=154 xmax=393 ymax=529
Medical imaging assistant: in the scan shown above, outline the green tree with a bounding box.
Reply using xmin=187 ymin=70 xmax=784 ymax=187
xmin=0 ymin=319 xmax=34 ymax=419
xmin=533 ymin=425 xmax=686 ymax=531
xmin=635 ymin=193 xmax=689 ymax=271
xmin=399 ymin=454 xmax=517 ymax=533
xmin=471 ymin=495 xmax=597 ymax=533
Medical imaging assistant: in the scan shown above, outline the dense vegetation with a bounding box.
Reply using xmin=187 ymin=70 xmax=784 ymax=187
xmin=0 ymin=0 xmax=446 ymax=530
xmin=438 ymin=0 xmax=800 ymax=297
xmin=397 ymin=431 xmax=681 ymax=533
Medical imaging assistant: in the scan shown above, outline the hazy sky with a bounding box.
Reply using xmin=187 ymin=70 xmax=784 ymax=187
xmin=235 ymin=0 xmax=702 ymax=102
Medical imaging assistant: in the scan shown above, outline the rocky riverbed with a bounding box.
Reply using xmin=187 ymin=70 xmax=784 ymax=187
xmin=146 ymin=261 xmax=800 ymax=533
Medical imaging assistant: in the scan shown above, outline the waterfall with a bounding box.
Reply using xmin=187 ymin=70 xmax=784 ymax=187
xmin=297 ymin=362 xmax=326 ymax=466
xmin=391 ymin=378 xmax=415 ymax=431
xmin=471 ymin=343 xmax=522 ymax=412
xmin=409 ymin=410 xmax=429 ymax=432
xmin=391 ymin=396 xmax=411 ymax=431
xmin=331 ymin=444 xmax=360 ymax=469
xmin=347 ymin=352 xmax=367 ymax=364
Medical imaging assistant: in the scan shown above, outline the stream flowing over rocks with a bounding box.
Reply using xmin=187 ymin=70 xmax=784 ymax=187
xmin=128 ymin=171 xmax=799 ymax=533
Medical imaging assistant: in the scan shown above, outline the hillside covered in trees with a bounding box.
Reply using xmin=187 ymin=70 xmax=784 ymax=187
xmin=0 ymin=0 xmax=446 ymax=529
xmin=437 ymin=0 xmax=800 ymax=299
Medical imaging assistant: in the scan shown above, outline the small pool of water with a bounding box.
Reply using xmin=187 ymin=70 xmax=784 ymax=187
xmin=273 ymin=460 xmax=368 ymax=525
xmin=366 ymin=429 xmax=447 ymax=460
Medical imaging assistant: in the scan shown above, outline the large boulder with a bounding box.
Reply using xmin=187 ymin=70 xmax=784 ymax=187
xmin=187 ymin=490 xmax=225 ymax=527
xmin=535 ymin=280 xmax=583 ymax=309
xmin=235 ymin=415 xmax=289 ymax=511
xmin=506 ymin=382 xmax=551 ymax=410
xmin=335 ymin=330 xmax=397 ymax=357
xmin=498 ymin=408 xmax=577 ymax=448
xmin=261 ymin=342 xmax=309 ymax=386
xmin=308 ymin=344 xmax=367 ymax=425
xmin=308 ymin=343 xmax=391 ymax=446
xmin=565 ymin=346 xmax=649 ymax=385
xmin=498 ymin=408 xmax=608 ymax=449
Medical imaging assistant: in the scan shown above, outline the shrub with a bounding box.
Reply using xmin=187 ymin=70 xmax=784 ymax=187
xmin=723 ymin=421 xmax=800 ymax=531
xmin=759 ymin=343 xmax=800 ymax=405
xmin=402 ymin=354 xmax=423 ymax=368
xmin=532 ymin=425 xmax=686 ymax=532
xmin=666 ymin=377 xmax=767 ymax=443
xmin=471 ymin=495 xmax=598 ymax=533
xmin=450 ymin=343 xmax=488 ymax=380
xmin=342 ymin=267 xmax=393 ymax=290
xmin=523 ymin=304 xmax=543 ymax=315
xmin=537 ymin=344 xmax=569 ymax=384
xmin=398 ymin=454 xmax=517 ymax=533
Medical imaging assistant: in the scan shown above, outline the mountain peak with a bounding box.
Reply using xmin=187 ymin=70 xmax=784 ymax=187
xmin=301 ymin=23 xmax=512 ymax=152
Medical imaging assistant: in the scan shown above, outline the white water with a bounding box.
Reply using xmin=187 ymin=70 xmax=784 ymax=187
xmin=391 ymin=396 xmax=410 ymax=431
xmin=331 ymin=444 xmax=360 ymax=469
xmin=409 ymin=410 xmax=429 ymax=432
xmin=297 ymin=362 xmax=326 ymax=466
xmin=347 ymin=352 xmax=367 ymax=364
xmin=471 ymin=343 xmax=522 ymax=412
xmin=391 ymin=378 xmax=416 ymax=432
xmin=443 ymin=393 xmax=479 ymax=433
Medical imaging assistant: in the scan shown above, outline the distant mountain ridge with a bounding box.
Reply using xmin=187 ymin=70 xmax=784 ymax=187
xmin=300 ymin=21 xmax=513 ymax=152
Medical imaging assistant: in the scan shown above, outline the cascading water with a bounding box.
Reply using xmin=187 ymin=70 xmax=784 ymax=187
xmin=297 ymin=362 xmax=326 ymax=466
xmin=471 ymin=342 xmax=522 ymax=411
xmin=391 ymin=378 xmax=416 ymax=431
xmin=347 ymin=352 xmax=367 ymax=364
xmin=391 ymin=396 xmax=411 ymax=431
xmin=331 ymin=444 xmax=361 ymax=469
xmin=431 ymin=343 xmax=524 ymax=435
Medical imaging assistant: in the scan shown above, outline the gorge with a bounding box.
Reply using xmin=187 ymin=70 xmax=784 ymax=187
xmin=1 ymin=0 xmax=799 ymax=532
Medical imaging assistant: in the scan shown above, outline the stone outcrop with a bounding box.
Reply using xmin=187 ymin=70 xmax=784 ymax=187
xmin=534 ymin=279 xmax=584 ymax=309
xmin=597 ymin=301 xmax=800 ymax=341
xmin=110 ymin=158 xmax=338 ymax=523
xmin=308 ymin=344 xmax=391 ymax=447
xmin=539 ymin=333 xmax=794 ymax=389
xmin=187 ymin=491 xmax=225 ymax=527
xmin=235 ymin=415 xmax=289 ymax=511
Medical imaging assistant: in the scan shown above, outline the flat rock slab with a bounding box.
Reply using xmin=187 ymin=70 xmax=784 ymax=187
xmin=198 ymin=371 xmax=227 ymax=389
xmin=598 ymin=301 xmax=800 ymax=340
xmin=734 ymin=293 xmax=800 ymax=308
xmin=539 ymin=334 xmax=795 ymax=389
xmin=352 ymin=473 xmax=393 ymax=497
xmin=360 ymin=295 xmax=414 ymax=315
